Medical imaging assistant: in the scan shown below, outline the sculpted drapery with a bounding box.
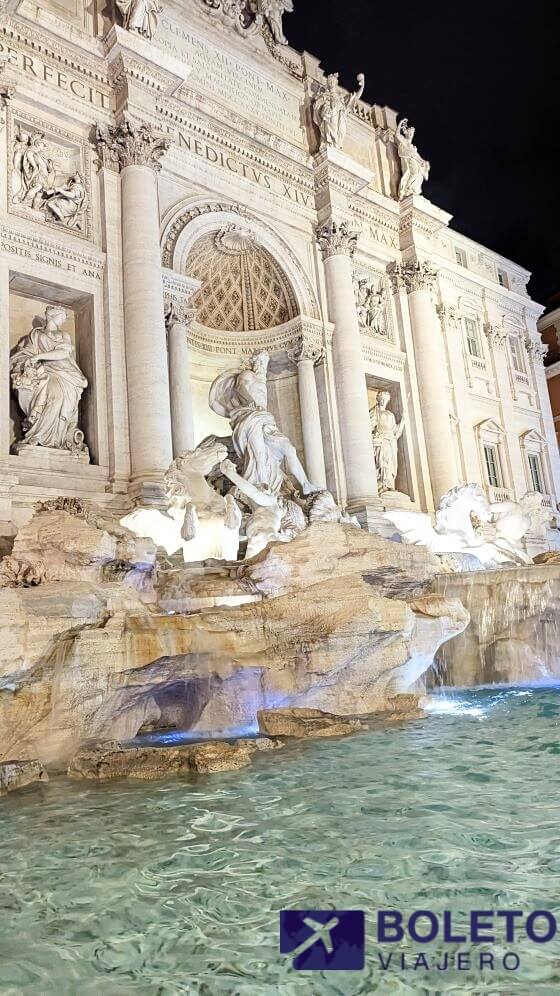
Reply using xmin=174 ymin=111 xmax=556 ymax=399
xmin=10 ymin=306 xmax=88 ymax=453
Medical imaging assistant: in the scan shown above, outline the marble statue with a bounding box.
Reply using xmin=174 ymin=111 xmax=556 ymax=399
xmin=12 ymin=129 xmax=55 ymax=208
xmin=219 ymin=457 xmax=306 ymax=558
xmin=122 ymin=438 xmax=242 ymax=563
xmin=313 ymin=73 xmax=365 ymax=149
xmin=42 ymin=173 xmax=88 ymax=231
xmin=257 ymin=0 xmax=293 ymax=44
xmin=354 ymin=277 xmax=386 ymax=335
xmin=10 ymin=306 xmax=88 ymax=455
xmin=383 ymin=484 xmax=543 ymax=569
xmin=370 ymin=391 xmax=405 ymax=494
xmin=209 ymin=350 xmax=319 ymax=497
xmin=116 ymin=0 xmax=163 ymax=40
xmin=395 ymin=118 xmax=430 ymax=200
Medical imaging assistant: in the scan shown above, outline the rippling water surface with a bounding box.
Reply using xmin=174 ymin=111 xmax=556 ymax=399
xmin=1 ymin=687 xmax=560 ymax=994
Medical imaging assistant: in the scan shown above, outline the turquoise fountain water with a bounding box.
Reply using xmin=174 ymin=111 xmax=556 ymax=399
xmin=1 ymin=687 xmax=560 ymax=994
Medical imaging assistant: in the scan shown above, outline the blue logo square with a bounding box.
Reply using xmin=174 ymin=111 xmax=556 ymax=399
xmin=280 ymin=910 xmax=365 ymax=971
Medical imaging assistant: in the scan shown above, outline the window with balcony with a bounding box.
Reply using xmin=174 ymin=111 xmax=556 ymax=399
xmin=497 ymin=270 xmax=509 ymax=289
xmin=528 ymin=453 xmax=545 ymax=494
xmin=509 ymin=334 xmax=526 ymax=374
xmin=464 ymin=317 xmax=482 ymax=358
xmin=483 ymin=444 xmax=502 ymax=489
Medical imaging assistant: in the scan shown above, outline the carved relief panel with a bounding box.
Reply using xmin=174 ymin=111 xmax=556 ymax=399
xmin=8 ymin=114 xmax=92 ymax=240
xmin=353 ymin=270 xmax=394 ymax=344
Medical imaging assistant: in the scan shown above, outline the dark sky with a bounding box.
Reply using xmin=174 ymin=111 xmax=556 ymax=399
xmin=288 ymin=0 xmax=559 ymax=305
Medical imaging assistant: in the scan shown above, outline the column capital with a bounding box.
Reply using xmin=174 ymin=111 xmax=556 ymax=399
xmin=524 ymin=334 xmax=547 ymax=363
xmin=388 ymin=260 xmax=438 ymax=294
xmin=164 ymin=301 xmax=196 ymax=333
xmin=436 ymin=304 xmax=461 ymax=331
xmin=484 ymin=322 xmax=508 ymax=350
xmin=287 ymin=340 xmax=325 ymax=366
xmin=316 ymin=221 xmax=359 ymax=260
xmin=95 ymin=116 xmax=171 ymax=172
xmin=0 ymin=61 xmax=16 ymax=117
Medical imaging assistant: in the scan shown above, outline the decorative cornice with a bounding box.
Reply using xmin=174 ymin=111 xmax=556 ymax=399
xmin=95 ymin=117 xmax=171 ymax=172
xmin=388 ymin=260 xmax=438 ymax=294
xmin=316 ymin=221 xmax=359 ymax=260
xmin=484 ymin=322 xmax=508 ymax=350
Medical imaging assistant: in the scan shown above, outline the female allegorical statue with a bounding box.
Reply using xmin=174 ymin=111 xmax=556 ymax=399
xmin=10 ymin=305 xmax=88 ymax=454
xmin=370 ymin=390 xmax=405 ymax=493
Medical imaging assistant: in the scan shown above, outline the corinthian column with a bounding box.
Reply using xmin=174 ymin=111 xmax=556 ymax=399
xmin=317 ymin=222 xmax=378 ymax=512
xmin=165 ymin=303 xmax=196 ymax=458
xmin=96 ymin=117 xmax=172 ymax=496
xmin=392 ymin=261 xmax=457 ymax=503
xmin=288 ymin=340 xmax=327 ymax=488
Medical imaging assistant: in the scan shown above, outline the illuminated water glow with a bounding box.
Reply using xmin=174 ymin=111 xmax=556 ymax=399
xmin=1 ymin=686 xmax=560 ymax=993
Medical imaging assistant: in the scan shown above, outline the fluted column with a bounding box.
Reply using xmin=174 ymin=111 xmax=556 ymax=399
xmin=165 ymin=303 xmax=196 ymax=457
xmin=96 ymin=118 xmax=173 ymax=493
xmin=392 ymin=261 xmax=457 ymax=503
xmin=317 ymin=222 xmax=378 ymax=511
xmin=288 ymin=340 xmax=327 ymax=488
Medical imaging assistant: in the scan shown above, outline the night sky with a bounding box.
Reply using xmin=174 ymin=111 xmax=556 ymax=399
xmin=288 ymin=0 xmax=559 ymax=306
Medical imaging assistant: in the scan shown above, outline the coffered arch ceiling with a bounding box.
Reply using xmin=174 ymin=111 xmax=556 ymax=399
xmin=187 ymin=226 xmax=299 ymax=332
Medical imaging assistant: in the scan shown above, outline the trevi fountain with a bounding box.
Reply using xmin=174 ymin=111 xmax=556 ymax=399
xmin=0 ymin=0 xmax=560 ymax=992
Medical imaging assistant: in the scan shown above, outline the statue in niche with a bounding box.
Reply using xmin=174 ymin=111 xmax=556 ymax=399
xmin=122 ymin=438 xmax=243 ymax=563
xmin=116 ymin=0 xmax=163 ymax=40
xmin=354 ymin=276 xmax=386 ymax=336
xmin=395 ymin=118 xmax=430 ymax=200
xmin=312 ymin=73 xmax=365 ymax=149
xmin=256 ymin=0 xmax=293 ymax=44
xmin=42 ymin=173 xmax=88 ymax=231
xmin=209 ymin=350 xmax=320 ymax=497
xmin=12 ymin=129 xmax=55 ymax=209
xmin=10 ymin=306 xmax=89 ymax=456
xmin=370 ymin=391 xmax=405 ymax=494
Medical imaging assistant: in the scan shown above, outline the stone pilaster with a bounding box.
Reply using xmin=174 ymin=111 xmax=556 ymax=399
xmin=165 ymin=302 xmax=196 ymax=458
xmin=316 ymin=222 xmax=378 ymax=514
xmin=391 ymin=261 xmax=457 ymax=503
xmin=288 ymin=340 xmax=327 ymax=489
xmin=96 ymin=117 xmax=172 ymax=500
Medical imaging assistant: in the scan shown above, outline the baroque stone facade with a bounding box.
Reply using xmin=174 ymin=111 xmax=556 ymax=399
xmin=0 ymin=0 xmax=559 ymax=539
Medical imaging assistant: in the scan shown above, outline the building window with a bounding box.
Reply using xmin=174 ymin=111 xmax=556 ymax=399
xmin=483 ymin=444 xmax=502 ymax=488
xmin=497 ymin=270 xmax=509 ymax=289
xmin=464 ymin=317 xmax=482 ymax=358
xmin=509 ymin=334 xmax=525 ymax=373
xmin=528 ymin=453 xmax=545 ymax=493
xmin=455 ymin=248 xmax=467 ymax=267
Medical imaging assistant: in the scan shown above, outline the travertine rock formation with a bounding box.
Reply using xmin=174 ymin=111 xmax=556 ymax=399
xmin=0 ymin=517 xmax=468 ymax=770
xmin=0 ymin=759 xmax=48 ymax=796
xmin=257 ymin=708 xmax=362 ymax=739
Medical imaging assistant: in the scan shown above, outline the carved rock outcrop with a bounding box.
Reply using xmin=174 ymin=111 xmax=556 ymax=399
xmin=258 ymin=708 xmax=362 ymax=739
xmin=0 ymin=759 xmax=48 ymax=796
xmin=0 ymin=520 xmax=468 ymax=769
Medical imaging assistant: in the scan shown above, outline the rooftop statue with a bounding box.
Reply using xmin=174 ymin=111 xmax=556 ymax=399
xmin=313 ymin=73 xmax=365 ymax=149
xmin=395 ymin=118 xmax=430 ymax=199
xmin=10 ymin=306 xmax=89 ymax=457
xmin=116 ymin=0 xmax=163 ymax=40
xmin=256 ymin=0 xmax=293 ymax=44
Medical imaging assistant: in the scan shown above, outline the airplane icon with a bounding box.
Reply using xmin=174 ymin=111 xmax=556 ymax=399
xmin=280 ymin=909 xmax=365 ymax=971
xmin=290 ymin=915 xmax=340 ymax=958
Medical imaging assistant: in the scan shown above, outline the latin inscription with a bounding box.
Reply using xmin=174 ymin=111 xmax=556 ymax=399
xmin=0 ymin=40 xmax=111 ymax=110
xmin=177 ymin=131 xmax=312 ymax=206
xmin=159 ymin=18 xmax=302 ymax=145
xmin=1 ymin=230 xmax=103 ymax=280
